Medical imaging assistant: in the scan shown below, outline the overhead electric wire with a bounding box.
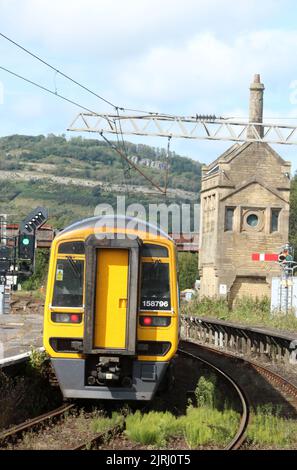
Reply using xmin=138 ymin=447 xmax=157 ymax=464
xmin=100 ymin=132 xmax=165 ymax=194
xmin=224 ymin=115 xmax=297 ymax=121
xmin=0 ymin=31 xmax=232 ymax=121
xmin=115 ymin=107 xmax=132 ymax=189
xmin=0 ymin=31 xmax=215 ymax=119
xmin=4 ymin=30 xmax=297 ymax=123
xmin=113 ymin=113 xmax=131 ymax=195
xmin=164 ymin=136 xmax=171 ymax=197
xmin=0 ymin=64 xmax=99 ymax=115
xmin=116 ymin=107 xmax=130 ymax=163
xmin=0 ymin=32 xmax=183 ymax=195
xmin=0 ymin=31 xmax=117 ymax=109
xmin=0 ymin=31 xmax=164 ymax=116
xmin=0 ymin=63 xmax=166 ymax=194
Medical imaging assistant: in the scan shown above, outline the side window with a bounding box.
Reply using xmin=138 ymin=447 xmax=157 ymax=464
xmin=271 ymin=209 xmax=280 ymax=233
xmin=225 ymin=207 xmax=234 ymax=231
xmin=52 ymin=258 xmax=84 ymax=307
xmin=140 ymin=261 xmax=171 ymax=311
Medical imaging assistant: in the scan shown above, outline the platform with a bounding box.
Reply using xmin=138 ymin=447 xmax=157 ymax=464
xmin=0 ymin=313 xmax=43 ymax=359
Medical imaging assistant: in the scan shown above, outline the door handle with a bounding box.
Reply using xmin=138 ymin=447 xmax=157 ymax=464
xmin=119 ymin=298 xmax=127 ymax=308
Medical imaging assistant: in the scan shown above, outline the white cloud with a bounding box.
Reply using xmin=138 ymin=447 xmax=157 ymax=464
xmin=0 ymin=0 xmax=297 ymax=169
xmin=112 ymin=29 xmax=297 ymax=116
xmin=0 ymin=0 xmax=281 ymax=58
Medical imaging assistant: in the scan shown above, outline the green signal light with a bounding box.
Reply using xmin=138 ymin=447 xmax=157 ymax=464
xmin=22 ymin=237 xmax=30 ymax=246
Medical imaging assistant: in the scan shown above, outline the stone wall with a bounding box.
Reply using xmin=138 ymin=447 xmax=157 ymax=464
xmin=199 ymin=143 xmax=291 ymax=302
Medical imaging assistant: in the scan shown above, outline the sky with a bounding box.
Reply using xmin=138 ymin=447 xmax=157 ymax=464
xmin=1 ymin=0 xmax=297 ymax=171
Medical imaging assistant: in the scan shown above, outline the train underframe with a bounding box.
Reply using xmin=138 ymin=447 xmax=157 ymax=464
xmin=51 ymin=356 xmax=169 ymax=400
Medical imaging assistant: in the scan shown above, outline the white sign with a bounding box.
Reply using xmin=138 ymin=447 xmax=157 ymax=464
xmin=6 ymin=276 xmax=17 ymax=287
xmin=219 ymin=284 xmax=227 ymax=295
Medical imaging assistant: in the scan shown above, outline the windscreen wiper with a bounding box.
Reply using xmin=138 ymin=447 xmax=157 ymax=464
xmin=66 ymin=256 xmax=81 ymax=279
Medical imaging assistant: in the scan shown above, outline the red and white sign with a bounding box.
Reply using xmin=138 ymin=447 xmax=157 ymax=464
xmin=251 ymin=253 xmax=278 ymax=261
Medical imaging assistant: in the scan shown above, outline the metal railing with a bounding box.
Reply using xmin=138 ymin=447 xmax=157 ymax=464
xmin=181 ymin=315 xmax=297 ymax=365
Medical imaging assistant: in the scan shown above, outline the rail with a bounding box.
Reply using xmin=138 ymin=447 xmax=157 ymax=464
xmin=180 ymin=339 xmax=297 ymax=449
xmin=0 ymin=404 xmax=74 ymax=448
xmin=178 ymin=346 xmax=249 ymax=450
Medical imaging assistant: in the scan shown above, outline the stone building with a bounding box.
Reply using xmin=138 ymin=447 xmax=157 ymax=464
xmin=199 ymin=75 xmax=291 ymax=304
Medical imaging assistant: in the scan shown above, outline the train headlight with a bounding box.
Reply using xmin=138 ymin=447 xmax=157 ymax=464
xmin=51 ymin=312 xmax=82 ymax=324
xmin=139 ymin=316 xmax=171 ymax=327
xmin=49 ymin=338 xmax=83 ymax=352
xmin=137 ymin=341 xmax=171 ymax=356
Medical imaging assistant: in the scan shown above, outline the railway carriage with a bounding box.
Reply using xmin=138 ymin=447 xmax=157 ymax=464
xmin=43 ymin=216 xmax=179 ymax=400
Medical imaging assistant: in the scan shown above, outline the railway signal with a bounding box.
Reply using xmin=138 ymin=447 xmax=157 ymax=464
xmin=251 ymin=248 xmax=294 ymax=265
xmin=251 ymin=247 xmax=297 ymax=314
xmin=20 ymin=206 xmax=48 ymax=234
xmin=278 ymin=246 xmax=294 ymax=264
xmin=18 ymin=233 xmax=35 ymax=261
xmin=0 ymin=246 xmax=11 ymax=274
xmin=18 ymin=206 xmax=49 ymax=276
xmin=259 ymin=244 xmax=297 ymax=315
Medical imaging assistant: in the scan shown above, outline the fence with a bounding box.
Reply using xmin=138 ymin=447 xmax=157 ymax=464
xmin=181 ymin=315 xmax=297 ymax=365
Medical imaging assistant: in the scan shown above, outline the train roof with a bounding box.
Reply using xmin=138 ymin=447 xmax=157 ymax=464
xmin=57 ymin=215 xmax=173 ymax=241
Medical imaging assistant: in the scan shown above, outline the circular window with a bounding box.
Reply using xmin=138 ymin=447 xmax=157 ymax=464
xmin=246 ymin=214 xmax=259 ymax=227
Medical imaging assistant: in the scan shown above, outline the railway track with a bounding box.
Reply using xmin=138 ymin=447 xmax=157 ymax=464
xmin=0 ymin=403 xmax=74 ymax=449
xmin=178 ymin=346 xmax=249 ymax=450
xmin=181 ymin=339 xmax=297 ymax=401
xmin=0 ymin=401 xmax=125 ymax=450
xmin=0 ymin=351 xmax=248 ymax=451
xmin=180 ymin=339 xmax=297 ymax=449
xmin=71 ymin=422 xmax=125 ymax=450
xmin=2 ymin=338 xmax=297 ymax=450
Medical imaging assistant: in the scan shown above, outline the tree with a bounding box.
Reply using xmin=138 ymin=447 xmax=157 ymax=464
xmin=21 ymin=249 xmax=50 ymax=291
xmin=177 ymin=252 xmax=199 ymax=291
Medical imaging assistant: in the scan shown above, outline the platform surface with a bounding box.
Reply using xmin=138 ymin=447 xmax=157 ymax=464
xmin=0 ymin=312 xmax=43 ymax=359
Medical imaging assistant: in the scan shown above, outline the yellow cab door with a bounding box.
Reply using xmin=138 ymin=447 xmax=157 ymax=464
xmin=94 ymin=249 xmax=129 ymax=349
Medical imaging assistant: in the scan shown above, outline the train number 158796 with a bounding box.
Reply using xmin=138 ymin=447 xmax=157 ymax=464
xmin=141 ymin=300 xmax=169 ymax=308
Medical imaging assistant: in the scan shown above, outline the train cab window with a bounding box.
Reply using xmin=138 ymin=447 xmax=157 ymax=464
xmin=58 ymin=241 xmax=85 ymax=254
xmin=141 ymin=244 xmax=168 ymax=258
xmin=52 ymin=258 xmax=84 ymax=307
xmin=140 ymin=261 xmax=171 ymax=311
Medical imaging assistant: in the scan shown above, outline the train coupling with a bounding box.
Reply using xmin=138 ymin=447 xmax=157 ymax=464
xmin=87 ymin=357 xmax=122 ymax=385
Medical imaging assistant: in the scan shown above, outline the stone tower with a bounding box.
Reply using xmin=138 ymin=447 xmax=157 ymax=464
xmin=199 ymin=75 xmax=291 ymax=303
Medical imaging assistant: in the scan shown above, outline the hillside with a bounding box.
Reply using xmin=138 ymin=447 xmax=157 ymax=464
xmin=0 ymin=134 xmax=201 ymax=229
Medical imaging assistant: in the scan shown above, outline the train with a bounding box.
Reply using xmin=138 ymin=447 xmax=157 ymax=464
xmin=43 ymin=215 xmax=179 ymax=400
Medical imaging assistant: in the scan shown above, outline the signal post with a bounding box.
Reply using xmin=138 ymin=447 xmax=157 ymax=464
xmin=252 ymin=244 xmax=297 ymax=314
xmin=0 ymin=207 xmax=48 ymax=314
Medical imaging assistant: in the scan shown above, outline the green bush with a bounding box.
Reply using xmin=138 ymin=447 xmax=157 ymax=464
xmin=124 ymin=407 xmax=239 ymax=449
xmin=182 ymin=296 xmax=229 ymax=319
xmin=21 ymin=249 xmax=50 ymax=291
xmin=178 ymin=252 xmax=199 ymax=291
xmin=195 ymin=375 xmax=217 ymax=408
xmin=247 ymin=405 xmax=297 ymax=448
xmin=125 ymin=410 xmax=180 ymax=447
xmin=183 ymin=405 xmax=239 ymax=448
xmin=91 ymin=412 xmax=124 ymax=434
xmin=182 ymin=295 xmax=297 ymax=332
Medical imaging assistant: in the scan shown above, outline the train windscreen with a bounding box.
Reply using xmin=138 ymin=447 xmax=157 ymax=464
xmin=140 ymin=261 xmax=171 ymax=311
xmin=52 ymin=258 xmax=84 ymax=307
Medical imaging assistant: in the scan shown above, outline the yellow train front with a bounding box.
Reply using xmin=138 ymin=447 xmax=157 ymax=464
xmin=43 ymin=216 xmax=179 ymax=400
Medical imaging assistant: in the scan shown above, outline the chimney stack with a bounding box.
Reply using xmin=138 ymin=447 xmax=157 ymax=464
xmin=248 ymin=74 xmax=265 ymax=138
